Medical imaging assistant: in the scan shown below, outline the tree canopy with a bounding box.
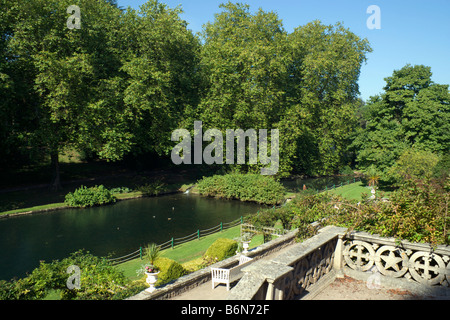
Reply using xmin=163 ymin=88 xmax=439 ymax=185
xmin=352 ymin=64 xmax=450 ymax=175
xmin=1 ymin=0 xmax=448 ymax=186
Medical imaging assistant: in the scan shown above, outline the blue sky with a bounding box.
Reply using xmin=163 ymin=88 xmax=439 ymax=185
xmin=117 ymin=0 xmax=450 ymax=101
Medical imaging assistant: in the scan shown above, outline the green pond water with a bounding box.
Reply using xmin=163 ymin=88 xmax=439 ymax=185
xmin=0 ymin=175 xmax=354 ymax=281
xmin=0 ymin=193 xmax=260 ymax=280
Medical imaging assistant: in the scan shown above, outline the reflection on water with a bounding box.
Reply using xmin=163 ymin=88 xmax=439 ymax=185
xmin=0 ymin=193 xmax=260 ymax=280
xmin=0 ymin=175 xmax=356 ymax=281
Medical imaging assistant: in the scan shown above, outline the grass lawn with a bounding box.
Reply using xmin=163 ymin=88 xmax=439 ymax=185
xmin=42 ymin=225 xmax=264 ymax=299
xmin=326 ymin=181 xmax=392 ymax=201
xmin=116 ymin=225 xmax=264 ymax=280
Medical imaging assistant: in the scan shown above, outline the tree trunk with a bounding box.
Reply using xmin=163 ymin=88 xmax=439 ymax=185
xmin=51 ymin=151 xmax=62 ymax=191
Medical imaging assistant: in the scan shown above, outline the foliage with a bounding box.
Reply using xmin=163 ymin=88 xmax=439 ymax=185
xmin=144 ymin=243 xmax=161 ymax=271
xmin=385 ymin=149 xmax=440 ymax=186
xmin=2 ymin=1 xmax=449 ymax=184
xmin=364 ymin=165 xmax=381 ymax=187
xmin=328 ymin=178 xmax=449 ymax=245
xmin=203 ymin=238 xmax=238 ymax=264
xmin=119 ymin=0 xmax=202 ymax=158
xmin=137 ymin=180 xmax=167 ymax=196
xmin=2 ymin=0 xmax=129 ymax=188
xmin=433 ymin=153 xmax=450 ymax=179
xmin=64 ymin=185 xmax=116 ymax=208
xmin=280 ymin=22 xmax=371 ymax=176
xmin=195 ymin=3 xmax=372 ymax=176
xmin=353 ymin=64 xmax=450 ymax=176
xmin=249 ymin=177 xmax=449 ymax=246
xmin=371 ymin=178 xmax=449 ymax=245
xmin=247 ymin=192 xmax=339 ymax=241
xmin=110 ymin=187 xmax=133 ymax=194
xmin=153 ymin=257 xmax=188 ymax=286
xmin=0 ymin=0 xmax=201 ymax=187
xmin=196 ymin=173 xmax=286 ymax=205
xmin=0 ymin=250 xmax=144 ymax=300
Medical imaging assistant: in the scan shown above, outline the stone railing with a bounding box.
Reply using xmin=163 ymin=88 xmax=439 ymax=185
xmin=227 ymin=226 xmax=450 ymax=300
xmin=343 ymin=231 xmax=450 ymax=287
xmin=227 ymin=226 xmax=347 ymax=300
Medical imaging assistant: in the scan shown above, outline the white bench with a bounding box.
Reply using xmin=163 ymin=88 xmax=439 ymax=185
xmin=211 ymin=255 xmax=254 ymax=291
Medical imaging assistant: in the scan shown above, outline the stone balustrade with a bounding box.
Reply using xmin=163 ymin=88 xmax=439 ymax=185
xmin=343 ymin=231 xmax=450 ymax=287
xmin=227 ymin=226 xmax=450 ymax=300
xmin=227 ymin=225 xmax=347 ymax=300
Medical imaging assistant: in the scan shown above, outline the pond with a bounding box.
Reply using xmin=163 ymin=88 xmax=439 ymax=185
xmin=0 ymin=193 xmax=261 ymax=281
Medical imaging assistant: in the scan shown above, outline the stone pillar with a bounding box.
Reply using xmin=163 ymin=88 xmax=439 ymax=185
xmin=265 ymin=280 xmax=274 ymax=300
xmin=333 ymin=234 xmax=346 ymax=278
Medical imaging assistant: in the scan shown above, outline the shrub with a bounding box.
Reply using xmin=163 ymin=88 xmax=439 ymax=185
xmin=109 ymin=186 xmax=132 ymax=194
xmin=385 ymin=149 xmax=440 ymax=186
xmin=137 ymin=180 xmax=167 ymax=196
xmin=64 ymin=185 xmax=116 ymax=208
xmin=154 ymin=257 xmax=187 ymax=286
xmin=196 ymin=173 xmax=286 ymax=205
xmin=0 ymin=250 xmax=142 ymax=300
xmin=203 ymin=238 xmax=238 ymax=264
xmin=246 ymin=175 xmax=449 ymax=246
xmin=324 ymin=178 xmax=449 ymax=246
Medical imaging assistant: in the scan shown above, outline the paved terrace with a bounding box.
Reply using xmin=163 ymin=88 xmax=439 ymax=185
xmin=128 ymin=226 xmax=450 ymax=301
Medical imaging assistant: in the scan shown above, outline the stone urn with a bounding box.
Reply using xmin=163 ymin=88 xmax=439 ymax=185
xmin=370 ymin=187 xmax=376 ymax=200
xmin=145 ymin=271 xmax=159 ymax=293
xmin=242 ymin=241 xmax=250 ymax=254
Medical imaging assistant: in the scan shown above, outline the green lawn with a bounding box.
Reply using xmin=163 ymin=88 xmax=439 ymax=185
xmin=326 ymin=181 xmax=391 ymax=201
xmin=116 ymin=225 xmax=264 ymax=280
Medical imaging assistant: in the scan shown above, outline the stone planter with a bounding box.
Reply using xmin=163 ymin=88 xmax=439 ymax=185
xmin=242 ymin=241 xmax=250 ymax=254
xmin=145 ymin=271 xmax=160 ymax=293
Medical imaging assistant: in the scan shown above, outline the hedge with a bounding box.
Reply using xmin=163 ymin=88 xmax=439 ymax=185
xmin=203 ymin=238 xmax=238 ymax=264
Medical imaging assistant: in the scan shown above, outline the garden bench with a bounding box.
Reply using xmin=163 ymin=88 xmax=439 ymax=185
xmin=211 ymin=255 xmax=254 ymax=291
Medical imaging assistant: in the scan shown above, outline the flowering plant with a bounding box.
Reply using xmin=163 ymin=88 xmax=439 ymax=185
xmin=145 ymin=264 xmax=159 ymax=273
xmin=137 ymin=263 xmax=159 ymax=276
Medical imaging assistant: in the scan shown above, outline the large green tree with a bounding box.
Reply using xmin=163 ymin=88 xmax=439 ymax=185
xmin=0 ymin=0 xmax=41 ymax=167
xmin=5 ymin=0 xmax=126 ymax=188
xmin=196 ymin=3 xmax=371 ymax=177
xmin=279 ymin=21 xmax=371 ymax=176
xmin=119 ymin=0 xmax=202 ymax=158
xmin=198 ymin=2 xmax=289 ymax=131
xmin=353 ymin=64 xmax=450 ymax=173
xmin=2 ymin=0 xmax=201 ymax=188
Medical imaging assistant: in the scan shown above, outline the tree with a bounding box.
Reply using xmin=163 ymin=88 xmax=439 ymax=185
xmin=197 ymin=4 xmax=371 ymax=177
xmin=6 ymin=0 xmax=126 ymax=189
xmin=353 ymin=64 xmax=450 ymax=175
xmin=197 ymin=2 xmax=289 ymax=174
xmin=280 ymin=21 xmax=372 ymax=176
xmin=0 ymin=250 xmax=143 ymax=300
xmin=0 ymin=0 xmax=41 ymax=168
xmin=119 ymin=0 xmax=202 ymax=158
xmin=2 ymin=0 xmax=201 ymax=189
